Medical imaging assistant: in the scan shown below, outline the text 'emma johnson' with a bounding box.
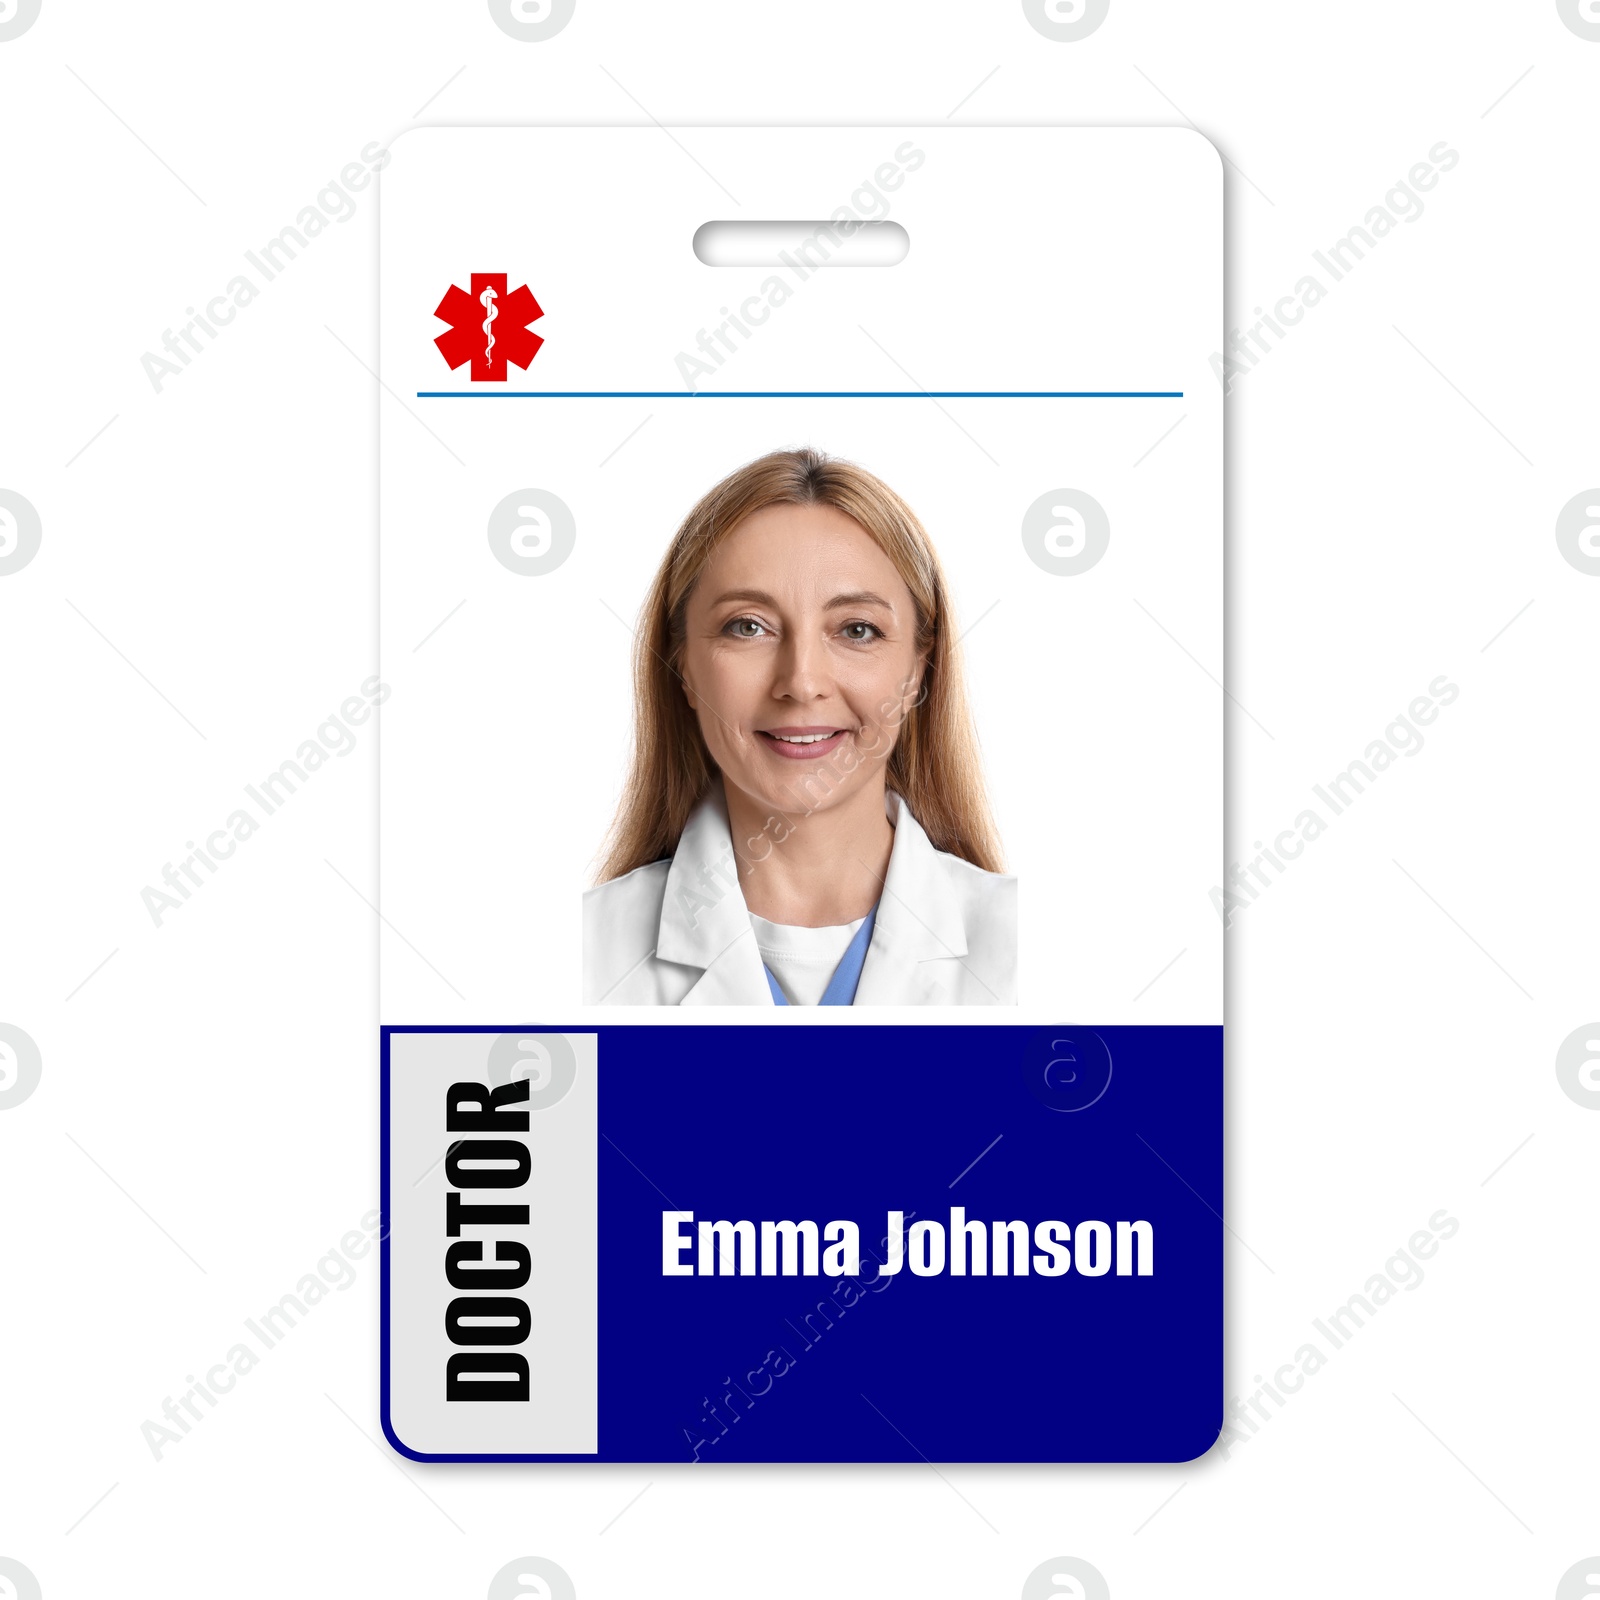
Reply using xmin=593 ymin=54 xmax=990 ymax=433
xmin=662 ymin=1210 xmax=1154 ymax=1278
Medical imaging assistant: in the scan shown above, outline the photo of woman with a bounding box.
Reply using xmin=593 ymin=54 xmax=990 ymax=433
xmin=583 ymin=446 xmax=1015 ymax=1006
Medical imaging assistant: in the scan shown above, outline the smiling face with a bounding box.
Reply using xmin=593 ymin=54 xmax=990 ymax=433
xmin=678 ymin=501 xmax=926 ymax=822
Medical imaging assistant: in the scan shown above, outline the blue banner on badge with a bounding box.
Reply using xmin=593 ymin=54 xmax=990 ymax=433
xmin=380 ymin=1025 xmax=1221 ymax=1463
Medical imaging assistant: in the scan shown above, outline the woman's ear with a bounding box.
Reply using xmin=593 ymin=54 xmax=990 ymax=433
xmin=908 ymin=650 xmax=931 ymax=708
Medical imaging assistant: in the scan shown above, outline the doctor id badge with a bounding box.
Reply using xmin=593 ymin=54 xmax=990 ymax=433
xmin=377 ymin=125 xmax=1222 ymax=1463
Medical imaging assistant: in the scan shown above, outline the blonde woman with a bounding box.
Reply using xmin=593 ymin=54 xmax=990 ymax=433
xmin=584 ymin=447 xmax=1015 ymax=1006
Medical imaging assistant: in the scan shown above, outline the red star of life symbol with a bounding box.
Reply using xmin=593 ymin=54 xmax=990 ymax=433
xmin=433 ymin=273 xmax=544 ymax=382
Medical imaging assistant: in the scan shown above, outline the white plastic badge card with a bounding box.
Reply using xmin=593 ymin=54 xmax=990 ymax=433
xmin=377 ymin=126 xmax=1222 ymax=1463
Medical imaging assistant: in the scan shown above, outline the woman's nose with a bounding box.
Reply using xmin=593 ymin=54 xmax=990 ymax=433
xmin=771 ymin=631 xmax=833 ymax=701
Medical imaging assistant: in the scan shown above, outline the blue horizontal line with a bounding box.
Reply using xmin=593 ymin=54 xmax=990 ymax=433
xmin=414 ymin=390 xmax=1184 ymax=399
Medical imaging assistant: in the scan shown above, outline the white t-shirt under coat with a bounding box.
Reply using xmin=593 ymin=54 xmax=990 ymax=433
xmin=748 ymin=913 xmax=867 ymax=1006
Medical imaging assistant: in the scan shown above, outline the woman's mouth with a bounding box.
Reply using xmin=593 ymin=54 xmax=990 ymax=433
xmin=756 ymin=725 xmax=851 ymax=760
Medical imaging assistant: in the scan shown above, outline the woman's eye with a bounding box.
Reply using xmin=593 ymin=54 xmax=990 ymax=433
xmin=725 ymin=616 xmax=768 ymax=639
xmin=841 ymin=621 xmax=882 ymax=642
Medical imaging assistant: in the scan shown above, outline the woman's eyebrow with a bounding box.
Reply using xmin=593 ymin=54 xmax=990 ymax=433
xmin=706 ymin=586 xmax=895 ymax=610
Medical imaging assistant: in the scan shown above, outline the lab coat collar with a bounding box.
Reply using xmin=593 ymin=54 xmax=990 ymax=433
xmin=852 ymin=792 xmax=968 ymax=1004
xmin=655 ymin=787 xmax=966 ymax=1007
xmin=655 ymin=788 xmax=773 ymax=1006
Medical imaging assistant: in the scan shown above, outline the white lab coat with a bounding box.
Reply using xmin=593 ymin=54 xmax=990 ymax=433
xmin=582 ymin=788 xmax=1016 ymax=1006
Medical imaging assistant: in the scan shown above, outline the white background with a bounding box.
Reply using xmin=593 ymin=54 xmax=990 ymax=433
xmin=2 ymin=4 xmax=1597 ymax=1600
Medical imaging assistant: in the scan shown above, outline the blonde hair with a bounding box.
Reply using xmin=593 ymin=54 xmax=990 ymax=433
xmin=597 ymin=447 xmax=1002 ymax=881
